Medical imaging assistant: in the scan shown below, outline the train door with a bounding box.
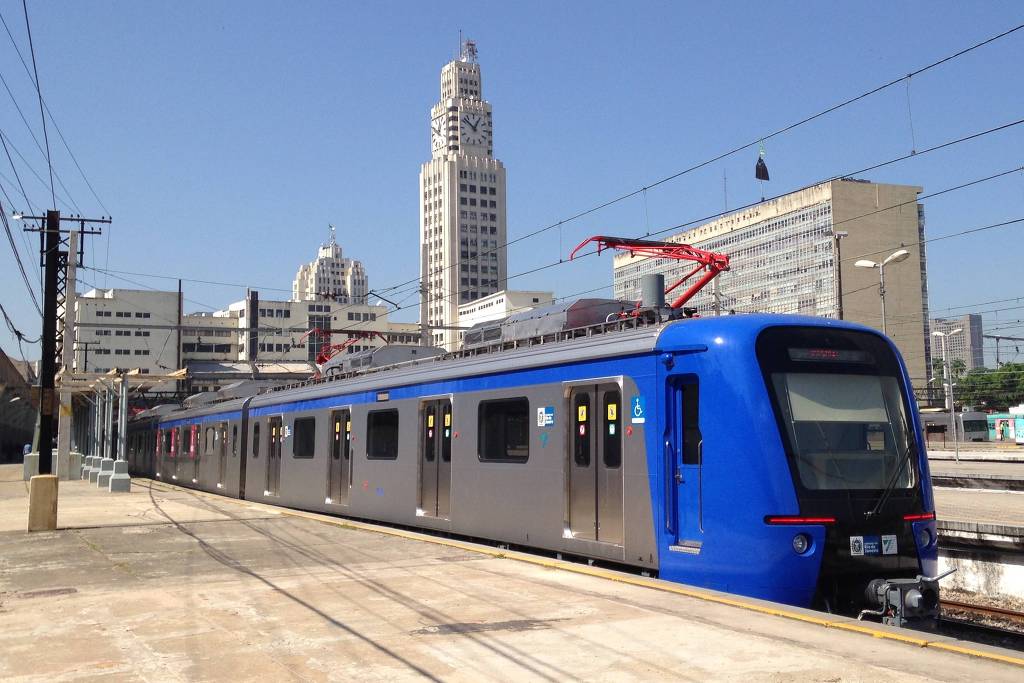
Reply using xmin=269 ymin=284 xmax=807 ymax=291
xmin=419 ymin=399 xmax=452 ymax=519
xmin=172 ymin=427 xmax=181 ymax=480
xmin=327 ymin=409 xmax=351 ymax=505
xmin=266 ymin=416 xmax=282 ymax=496
xmin=155 ymin=429 xmax=163 ymax=477
xmin=568 ymin=384 xmax=623 ymax=544
xmin=217 ymin=422 xmax=228 ymax=488
xmin=190 ymin=424 xmax=200 ymax=483
xmin=669 ymin=379 xmax=703 ymax=547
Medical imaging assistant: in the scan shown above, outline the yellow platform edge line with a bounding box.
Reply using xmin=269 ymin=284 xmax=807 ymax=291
xmin=139 ymin=478 xmax=1024 ymax=668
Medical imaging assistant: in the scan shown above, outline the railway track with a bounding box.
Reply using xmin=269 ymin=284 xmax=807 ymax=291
xmin=939 ymin=599 xmax=1024 ymax=651
xmin=942 ymin=599 xmax=1024 ymax=626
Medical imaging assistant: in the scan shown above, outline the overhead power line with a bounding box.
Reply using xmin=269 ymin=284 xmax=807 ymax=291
xmin=379 ymin=22 xmax=1024 ymax=300
xmin=20 ymin=0 xmax=54 ymax=210
xmin=0 ymin=10 xmax=108 ymax=214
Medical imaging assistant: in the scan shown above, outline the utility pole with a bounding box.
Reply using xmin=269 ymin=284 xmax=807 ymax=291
xmin=55 ymin=230 xmax=78 ymax=479
xmin=932 ymin=328 xmax=962 ymax=463
xmin=75 ymin=340 xmax=96 ymax=374
xmin=18 ymin=209 xmax=109 ymax=531
xmin=833 ymin=231 xmax=848 ymax=320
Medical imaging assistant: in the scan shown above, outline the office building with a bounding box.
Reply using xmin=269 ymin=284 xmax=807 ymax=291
xmin=419 ymin=39 xmax=508 ymax=351
xmin=612 ymin=179 xmax=932 ymax=385
xmin=930 ymin=314 xmax=984 ymax=371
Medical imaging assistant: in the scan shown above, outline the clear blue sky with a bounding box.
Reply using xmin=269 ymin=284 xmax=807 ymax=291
xmin=1 ymin=1 xmax=1022 ymax=365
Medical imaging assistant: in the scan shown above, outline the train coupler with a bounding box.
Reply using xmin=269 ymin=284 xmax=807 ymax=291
xmin=857 ymin=568 xmax=956 ymax=627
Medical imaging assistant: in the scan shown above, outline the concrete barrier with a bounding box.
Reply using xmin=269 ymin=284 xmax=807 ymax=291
xmin=22 ymin=452 xmax=39 ymax=481
xmin=96 ymin=458 xmax=115 ymax=488
xmin=108 ymin=460 xmax=131 ymax=493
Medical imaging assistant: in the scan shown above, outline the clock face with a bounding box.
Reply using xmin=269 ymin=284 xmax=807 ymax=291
xmin=431 ymin=120 xmax=446 ymax=151
xmin=460 ymin=113 xmax=488 ymax=147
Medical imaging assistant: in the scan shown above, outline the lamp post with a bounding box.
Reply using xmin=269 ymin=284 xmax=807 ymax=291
xmin=832 ymin=231 xmax=848 ymax=320
xmin=855 ymin=249 xmax=910 ymax=336
xmin=932 ymin=328 xmax=963 ymax=463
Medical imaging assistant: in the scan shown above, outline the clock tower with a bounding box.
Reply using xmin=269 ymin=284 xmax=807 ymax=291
xmin=419 ymin=39 xmax=508 ymax=351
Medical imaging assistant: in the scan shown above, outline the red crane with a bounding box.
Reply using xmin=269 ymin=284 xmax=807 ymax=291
xmin=570 ymin=235 xmax=730 ymax=311
xmin=299 ymin=328 xmax=390 ymax=366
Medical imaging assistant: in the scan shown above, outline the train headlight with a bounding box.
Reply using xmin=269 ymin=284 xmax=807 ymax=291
xmin=792 ymin=533 xmax=811 ymax=555
xmin=916 ymin=527 xmax=933 ymax=549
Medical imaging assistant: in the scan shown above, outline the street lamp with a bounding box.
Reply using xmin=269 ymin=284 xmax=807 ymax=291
xmin=932 ymin=327 xmax=963 ymax=462
xmin=855 ymin=249 xmax=910 ymax=336
xmin=832 ymin=231 xmax=848 ymax=320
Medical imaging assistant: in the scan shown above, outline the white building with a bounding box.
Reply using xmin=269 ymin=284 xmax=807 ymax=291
xmin=180 ymin=311 xmax=240 ymax=362
xmin=457 ymin=290 xmax=554 ymax=343
xmin=73 ymin=288 xmax=180 ymax=375
xmin=231 ymin=296 xmax=420 ymax=363
xmin=293 ymin=226 xmax=369 ymax=303
xmin=420 ymin=39 xmax=508 ymax=352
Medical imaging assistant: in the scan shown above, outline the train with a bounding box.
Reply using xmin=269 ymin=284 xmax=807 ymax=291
xmin=921 ymin=409 xmax=991 ymax=444
xmin=124 ymin=305 xmax=941 ymax=625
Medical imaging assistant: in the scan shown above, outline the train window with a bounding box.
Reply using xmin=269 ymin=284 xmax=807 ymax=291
xmin=681 ymin=383 xmax=701 ymax=466
xmin=232 ymin=425 xmax=238 ymax=456
xmin=573 ymin=393 xmax=590 ymax=466
xmin=602 ymin=391 xmax=621 ymax=468
xmin=478 ymin=397 xmax=530 ymax=463
xmin=423 ymin=405 xmax=436 ymax=462
xmin=293 ymin=417 xmax=316 ymax=458
xmin=367 ymin=410 xmax=399 ymax=459
xmin=441 ymin=404 xmax=452 ymax=463
xmin=205 ymin=427 xmax=216 ymax=455
xmin=252 ymin=422 xmax=260 ymax=459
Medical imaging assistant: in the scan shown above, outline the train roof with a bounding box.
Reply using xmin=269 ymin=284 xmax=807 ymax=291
xmin=156 ymin=313 xmax=884 ymax=424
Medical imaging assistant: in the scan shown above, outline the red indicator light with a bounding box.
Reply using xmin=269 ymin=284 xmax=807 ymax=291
xmin=765 ymin=515 xmax=836 ymax=525
xmin=903 ymin=512 xmax=936 ymax=521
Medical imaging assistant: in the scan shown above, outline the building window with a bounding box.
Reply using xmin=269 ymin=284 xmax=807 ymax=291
xmin=477 ymin=398 xmax=530 ymax=462
xmin=292 ymin=417 xmax=316 ymax=458
xmin=367 ymin=409 xmax=399 ymax=460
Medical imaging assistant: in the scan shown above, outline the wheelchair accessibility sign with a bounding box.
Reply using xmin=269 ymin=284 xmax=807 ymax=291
xmin=630 ymin=395 xmax=646 ymax=424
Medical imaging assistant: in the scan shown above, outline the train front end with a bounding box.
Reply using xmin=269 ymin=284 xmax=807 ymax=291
xmin=756 ymin=325 xmax=941 ymax=626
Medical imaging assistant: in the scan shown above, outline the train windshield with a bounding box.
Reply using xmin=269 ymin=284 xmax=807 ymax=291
xmin=758 ymin=327 xmax=917 ymax=493
xmin=770 ymin=372 xmax=912 ymax=490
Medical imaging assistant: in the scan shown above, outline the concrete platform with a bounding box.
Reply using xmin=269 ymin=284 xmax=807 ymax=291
xmin=931 ymin=460 xmax=1024 ymax=491
xmin=935 ymin=486 xmax=1024 ymax=552
xmin=1 ymin=465 xmax=1022 ymax=680
xmin=929 ymin=448 xmax=1024 ymax=463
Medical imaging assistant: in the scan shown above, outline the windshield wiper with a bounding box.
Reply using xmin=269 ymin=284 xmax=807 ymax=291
xmin=865 ymin=421 xmax=917 ymax=520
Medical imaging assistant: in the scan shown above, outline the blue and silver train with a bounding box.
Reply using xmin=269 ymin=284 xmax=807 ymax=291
xmin=126 ymin=309 xmax=940 ymax=621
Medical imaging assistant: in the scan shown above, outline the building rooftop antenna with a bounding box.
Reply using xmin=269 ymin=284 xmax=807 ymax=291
xmin=328 ymin=223 xmax=336 ymax=245
xmin=461 ymin=37 xmax=478 ymax=63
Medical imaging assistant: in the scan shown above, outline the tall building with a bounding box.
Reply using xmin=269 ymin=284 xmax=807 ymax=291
xmin=612 ymin=179 xmax=932 ymax=386
xmin=419 ymin=39 xmax=508 ymax=351
xmin=930 ymin=314 xmax=984 ymax=371
xmin=292 ymin=226 xmax=369 ymax=303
